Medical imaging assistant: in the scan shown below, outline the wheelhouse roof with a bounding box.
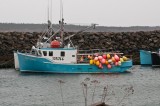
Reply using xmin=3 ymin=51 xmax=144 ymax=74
xmin=39 ymin=48 xmax=77 ymax=51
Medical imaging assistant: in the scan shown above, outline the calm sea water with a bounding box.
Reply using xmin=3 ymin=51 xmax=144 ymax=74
xmin=0 ymin=66 xmax=160 ymax=106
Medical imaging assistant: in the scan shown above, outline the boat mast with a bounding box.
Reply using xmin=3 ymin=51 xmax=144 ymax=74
xmin=60 ymin=0 xmax=64 ymax=47
xmin=47 ymin=0 xmax=53 ymax=37
xmin=47 ymin=0 xmax=49 ymax=29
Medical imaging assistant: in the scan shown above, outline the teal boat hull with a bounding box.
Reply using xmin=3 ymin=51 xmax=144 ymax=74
xmin=140 ymin=50 xmax=152 ymax=65
xmin=15 ymin=52 xmax=133 ymax=73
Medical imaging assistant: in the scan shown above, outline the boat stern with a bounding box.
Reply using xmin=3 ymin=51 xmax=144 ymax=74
xmin=140 ymin=50 xmax=152 ymax=65
xmin=14 ymin=51 xmax=20 ymax=70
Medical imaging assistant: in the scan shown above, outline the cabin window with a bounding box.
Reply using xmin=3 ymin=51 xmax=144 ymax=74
xmin=61 ymin=51 xmax=65 ymax=57
xmin=49 ymin=51 xmax=53 ymax=56
xmin=31 ymin=50 xmax=35 ymax=55
xmin=43 ymin=51 xmax=47 ymax=56
xmin=72 ymin=55 xmax=75 ymax=57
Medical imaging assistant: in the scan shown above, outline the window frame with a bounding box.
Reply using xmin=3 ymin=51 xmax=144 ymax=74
xmin=43 ymin=51 xmax=47 ymax=56
xmin=49 ymin=51 xmax=53 ymax=56
xmin=61 ymin=51 xmax=65 ymax=57
xmin=72 ymin=55 xmax=75 ymax=57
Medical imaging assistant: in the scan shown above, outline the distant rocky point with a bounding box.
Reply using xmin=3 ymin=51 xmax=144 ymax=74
xmin=0 ymin=23 xmax=160 ymax=32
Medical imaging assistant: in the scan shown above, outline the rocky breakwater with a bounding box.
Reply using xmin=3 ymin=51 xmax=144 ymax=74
xmin=0 ymin=32 xmax=41 ymax=68
xmin=0 ymin=30 xmax=160 ymax=68
xmin=65 ymin=31 xmax=160 ymax=64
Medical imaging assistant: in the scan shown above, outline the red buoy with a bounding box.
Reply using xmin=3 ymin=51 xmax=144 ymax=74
xmin=51 ymin=40 xmax=60 ymax=48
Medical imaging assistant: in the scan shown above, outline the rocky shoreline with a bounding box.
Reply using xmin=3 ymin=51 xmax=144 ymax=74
xmin=0 ymin=30 xmax=160 ymax=68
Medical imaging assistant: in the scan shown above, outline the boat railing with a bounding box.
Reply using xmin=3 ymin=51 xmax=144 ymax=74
xmin=77 ymin=49 xmax=123 ymax=55
xmin=124 ymin=55 xmax=133 ymax=60
xmin=18 ymin=50 xmax=43 ymax=57
xmin=77 ymin=49 xmax=124 ymax=63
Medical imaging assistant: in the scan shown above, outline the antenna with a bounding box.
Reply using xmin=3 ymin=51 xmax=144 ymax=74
xmin=60 ymin=0 xmax=64 ymax=20
xmin=47 ymin=0 xmax=51 ymax=29
xmin=47 ymin=0 xmax=53 ymax=37
xmin=47 ymin=0 xmax=49 ymax=23
xmin=51 ymin=0 xmax=52 ymax=23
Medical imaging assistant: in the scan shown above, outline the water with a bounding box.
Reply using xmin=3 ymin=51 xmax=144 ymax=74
xmin=0 ymin=66 xmax=160 ymax=106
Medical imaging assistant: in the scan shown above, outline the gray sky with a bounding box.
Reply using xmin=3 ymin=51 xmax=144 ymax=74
xmin=0 ymin=0 xmax=160 ymax=26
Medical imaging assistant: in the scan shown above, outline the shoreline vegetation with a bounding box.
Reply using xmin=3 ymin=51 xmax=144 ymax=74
xmin=0 ymin=24 xmax=160 ymax=68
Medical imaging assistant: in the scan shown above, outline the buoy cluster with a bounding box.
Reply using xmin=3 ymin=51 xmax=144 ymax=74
xmin=88 ymin=54 xmax=128 ymax=69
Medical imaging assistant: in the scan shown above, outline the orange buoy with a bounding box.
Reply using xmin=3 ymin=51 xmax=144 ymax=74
xmin=99 ymin=63 xmax=103 ymax=69
xmin=89 ymin=60 xmax=94 ymax=65
xmin=102 ymin=54 xmax=107 ymax=59
xmin=101 ymin=58 xmax=106 ymax=64
xmin=114 ymin=54 xmax=120 ymax=62
xmin=51 ymin=40 xmax=60 ymax=48
xmin=88 ymin=55 xmax=91 ymax=59
xmin=107 ymin=64 xmax=112 ymax=69
xmin=115 ymin=62 xmax=118 ymax=66
xmin=107 ymin=54 xmax=111 ymax=59
xmin=94 ymin=57 xmax=98 ymax=61
xmin=120 ymin=58 xmax=124 ymax=62
xmin=93 ymin=60 xmax=96 ymax=64
xmin=112 ymin=57 xmax=116 ymax=62
xmin=105 ymin=60 xmax=109 ymax=65
xmin=108 ymin=59 xmax=112 ymax=63
xmin=96 ymin=61 xmax=100 ymax=66
xmin=98 ymin=56 xmax=103 ymax=60
xmin=118 ymin=61 xmax=121 ymax=66
xmin=123 ymin=56 xmax=128 ymax=61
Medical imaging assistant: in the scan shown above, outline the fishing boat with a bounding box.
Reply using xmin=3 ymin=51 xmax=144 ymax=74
xmin=13 ymin=1 xmax=132 ymax=73
xmin=13 ymin=24 xmax=132 ymax=73
xmin=140 ymin=49 xmax=160 ymax=66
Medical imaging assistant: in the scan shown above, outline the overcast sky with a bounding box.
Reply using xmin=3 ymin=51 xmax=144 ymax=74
xmin=0 ymin=0 xmax=160 ymax=26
